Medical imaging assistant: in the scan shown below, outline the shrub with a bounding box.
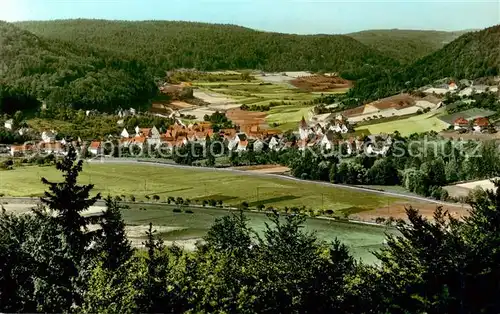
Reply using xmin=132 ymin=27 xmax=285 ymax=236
xmin=240 ymin=201 xmax=249 ymax=210
xmin=129 ymin=195 xmax=136 ymax=202
xmin=208 ymin=199 xmax=217 ymax=207
xmin=257 ymin=204 xmax=265 ymax=211
xmin=176 ymin=197 xmax=184 ymax=205
xmin=375 ymin=217 xmax=386 ymax=224
xmin=324 ymin=209 xmax=334 ymax=215
xmin=114 ymin=195 xmax=122 ymax=202
xmin=152 ymin=195 xmax=160 ymax=201
xmin=202 ymin=200 xmax=208 ymax=207
xmin=145 ymin=195 xmax=150 ymax=200
xmin=184 ymin=209 xmax=194 ymax=214
xmin=172 ymin=208 xmax=182 ymax=213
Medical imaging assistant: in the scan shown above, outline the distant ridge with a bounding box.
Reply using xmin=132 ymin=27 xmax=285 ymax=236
xmin=349 ymin=25 xmax=500 ymax=100
xmin=348 ymin=29 xmax=471 ymax=63
xmin=15 ymin=19 xmax=398 ymax=75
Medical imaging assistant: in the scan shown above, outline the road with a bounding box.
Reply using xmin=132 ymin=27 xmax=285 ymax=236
xmin=86 ymin=158 xmax=467 ymax=208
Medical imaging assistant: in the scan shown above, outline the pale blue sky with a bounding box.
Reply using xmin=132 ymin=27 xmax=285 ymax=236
xmin=1 ymin=0 xmax=499 ymax=34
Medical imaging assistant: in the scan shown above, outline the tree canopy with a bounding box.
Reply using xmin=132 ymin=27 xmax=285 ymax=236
xmin=0 ymin=21 xmax=157 ymax=114
xmin=15 ymin=19 xmax=398 ymax=76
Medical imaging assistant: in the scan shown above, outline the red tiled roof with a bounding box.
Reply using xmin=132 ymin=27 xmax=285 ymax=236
xmin=11 ymin=144 xmax=34 ymax=151
xmin=474 ymin=117 xmax=489 ymax=127
xmin=90 ymin=141 xmax=101 ymax=149
xmin=454 ymin=117 xmax=469 ymax=125
xmin=131 ymin=137 xmax=146 ymax=144
xmin=239 ymin=140 xmax=248 ymax=147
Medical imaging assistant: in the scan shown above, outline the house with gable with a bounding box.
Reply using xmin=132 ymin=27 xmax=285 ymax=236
xmin=89 ymin=141 xmax=102 ymax=155
xmin=120 ymin=128 xmax=130 ymax=138
xmin=454 ymin=117 xmax=469 ymax=130
xmin=473 ymin=117 xmax=489 ymax=132
xmin=41 ymin=130 xmax=56 ymax=143
xmin=4 ymin=119 xmax=13 ymax=130
xmin=253 ymin=139 xmax=265 ymax=152
xmin=269 ymin=136 xmax=280 ymax=151
xmin=147 ymin=126 xmax=162 ymax=146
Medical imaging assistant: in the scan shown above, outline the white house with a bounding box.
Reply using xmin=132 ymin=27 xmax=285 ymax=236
xmin=269 ymin=137 xmax=280 ymax=151
xmin=453 ymin=117 xmax=469 ymax=131
xmin=227 ymin=135 xmax=240 ymax=151
xmin=121 ymin=128 xmax=130 ymax=138
xmin=236 ymin=140 xmax=248 ymax=152
xmin=147 ymin=126 xmax=162 ymax=147
xmin=17 ymin=127 xmax=30 ymax=136
xmin=89 ymin=141 xmax=102 ymax=155
xmin=41 ymin=131 xmax=56 ymax=143
xmin=4 ymin=119 xmax=13 ymax=130
xmin=253 ymin=139 xmax=264 ymax=152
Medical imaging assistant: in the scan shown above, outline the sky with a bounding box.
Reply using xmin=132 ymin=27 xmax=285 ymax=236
xmin=0 ymin=0 xmax=498 ymax=34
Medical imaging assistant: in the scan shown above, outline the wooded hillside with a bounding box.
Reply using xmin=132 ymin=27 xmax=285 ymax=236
xmin=15 ymin=19 xmax=398 ymax=76
xmin=348 ymin=29 xmax=468 ymax=63
xmin=0 ymin=21 xmax=157 ymax=113
xmin=349 ymin=25 xmax=500 ymax=101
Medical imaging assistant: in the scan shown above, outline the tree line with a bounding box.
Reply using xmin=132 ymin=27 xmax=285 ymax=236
xmin=1 ymin=145 xmax=500 ymax=312
xmin=15 ymin=19 xmax=398 ymax=76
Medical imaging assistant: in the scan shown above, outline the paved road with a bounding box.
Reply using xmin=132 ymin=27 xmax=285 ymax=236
xmin=86 ymin=158 xmax=467 ymax=208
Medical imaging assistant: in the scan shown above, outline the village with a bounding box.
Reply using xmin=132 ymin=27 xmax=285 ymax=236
xmin=5 ymin=110 xmax=380 ymax=158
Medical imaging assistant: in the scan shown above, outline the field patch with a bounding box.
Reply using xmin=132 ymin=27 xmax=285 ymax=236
xmin=290 ymin=75 xmax=352 ymax=92
xmin=266 ymin=104 xmax=314 ymax=126
xmin=120 ymin=203 xmax=395 ymax=263
xmin=0 ymin=163 xmax=403 ymax=212
xmin=357 ymin=111 xmax=449 ymax=136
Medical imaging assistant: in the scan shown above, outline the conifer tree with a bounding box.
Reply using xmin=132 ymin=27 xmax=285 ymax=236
xmin=95 ymin=196 xmax=133 ymax=271
xmin=39 ymin=145 xmax=101 ymax=258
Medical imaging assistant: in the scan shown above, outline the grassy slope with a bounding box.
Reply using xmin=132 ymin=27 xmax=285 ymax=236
xmin=348 ymin=29 xmax=470 ymax=63
xmin=356 ymin=111 xmax=449 ymax=136
xmin=0 ymin=163 xmax=402 ymax=211
xmin=123 ymin=203 xmax=394 ymax=263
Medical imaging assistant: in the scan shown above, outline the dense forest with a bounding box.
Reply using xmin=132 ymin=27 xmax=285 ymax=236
xmin=349 ymin=25 xmax=500 ymax=101
xmin=0 ymin=21 xmax=157 ymax=113
xmin=1 ymin=147 xmax=500 ymax=313
xmin=15 ymin=19 xmax=398 ymax=75
xmin=348 ymin=29 xmax=468 ymax=63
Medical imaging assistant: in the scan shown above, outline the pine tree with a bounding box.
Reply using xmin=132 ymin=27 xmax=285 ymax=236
xmin=39 ymin=145 xmax=101 ymax=258
xmin=95 ymin=196 xmax=133 ymax=271
xmin=135 ymin=223 xmax=176 ymax=313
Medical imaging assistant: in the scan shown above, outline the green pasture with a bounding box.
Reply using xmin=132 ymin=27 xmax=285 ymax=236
xmin=356 ymin=111 xmax=449 ymax=136
xmin=123 ymin=203 xmax=395 ymax=263
xmin=266 ymin=104 xmax=314 ymax=127
xmin=0 ymin=163 xmax=402 ymax=212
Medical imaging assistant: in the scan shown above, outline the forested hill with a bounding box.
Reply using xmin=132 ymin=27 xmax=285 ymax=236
xmin=15 ymin=19 xmax=398 ymax=75
xmin=349 ymin=25 xmax=500 ymax=101
xmin=0 ymin=21 xmax=157 ymax=113
xmin=347 ymin=29 xmax=469 ymax=63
